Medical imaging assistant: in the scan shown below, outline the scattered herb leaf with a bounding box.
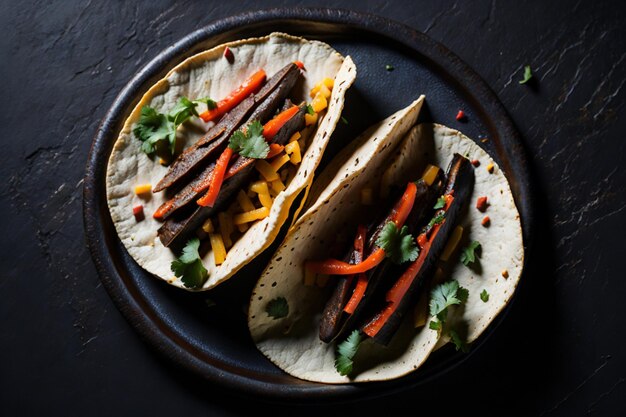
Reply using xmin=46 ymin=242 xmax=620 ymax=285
xmin=480 ymin=289 xmax=489 ymax=303
xmin=335 ymin=330 xmax=362 ymax=376
xmin=265 ymin=297 xmax=289 ymax=319
xmin=434 ymin=196 xmax=446 ymax=209
xmin=429 ymin=280 xmax=469 ymax=330
xmin=134 ymin=96 xmax=213 ymax=156
xmin=341 ymin=116 xmax=349 ymax=125
xmin=385 ymin=64 xmax=394 ymax=71
xmin=519 ymin=65 xmax=533 ymax=84
xmin=376 ymin=222 xmax=419 ymax=264
xmin=228 ymin=120 xmax=269 ymax=159
xmin=170 ymin=238 xmax=208 ymax=289
xmin=449 ymin=329 xmax=469 ymax=352
xmin=460 ymin=240 xmax=481 ymax=266
xmin=306 ymin=104 xmax=315 ymax=115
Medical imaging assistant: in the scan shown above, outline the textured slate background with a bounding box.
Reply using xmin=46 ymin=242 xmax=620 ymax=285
xmin=1 ymin=1 xmax=624 ymax=416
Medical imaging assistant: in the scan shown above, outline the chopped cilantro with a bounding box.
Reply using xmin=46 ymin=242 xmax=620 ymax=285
xmin=265 ymin=297 xmax=289 ymax=319
xmin=375 ymin=222 xmax=419 ymax=264
xmin=433 ymin=196 xmax=446 ymax=209
xmin=519 ymin=65 xmax=533 ymax=84
xmin=134 ymin=96 xmax=211 ymax=156
xmin=341 ymin=116 xmax=349 ymax=125
xmin=429 ymin=280 xmax=469 ymax=330
xmin=480 ymin=289 xmax=489 ymax=303
xmin=195 ymin=97 xmax=217 ymax=110
xmin=306 ymin=104 xmax=315 ymax=115
xmin=335 ymin=330 xmax=362 ymax=376
xmin=170 ymin=238 xmax=208 ymax=289
xmin=228 ymin=120 xmax=269 ymax=159
xmin=427 ymin=211 xmax=446 ymax=229
xmin=385 ymin=64 xmax=394 ymax=71
xmin=460 ymin=240 xmax=481 ymax=266
xmin=449 ymin=329 xmax=469 ymax=352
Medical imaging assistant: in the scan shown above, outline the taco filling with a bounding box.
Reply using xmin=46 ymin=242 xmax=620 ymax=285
xmin=247 ymin=98 xmax=524 ymax=383
xmin=106 ymin=33 xmax=356 ymax=291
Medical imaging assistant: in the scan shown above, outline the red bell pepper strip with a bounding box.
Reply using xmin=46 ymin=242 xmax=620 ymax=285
xmin=294 ymin=61 xmax=305 ymax=70
xmin=152 ymin=199 xmax=174 ymax=220
xmin=362 ymin=194 xmax=455 ymax=338
xmin=305 ymin=182 xmax=418 ymax=275
xmin=344 ymin=273 xmax=368 ymax=314
xmin=199 ymin=69 xmax=267 ymax=123
xmin=262 ymin=105 xmax=300 ymax=140
xmin=196 ymin=147 xmax=234 ymax=207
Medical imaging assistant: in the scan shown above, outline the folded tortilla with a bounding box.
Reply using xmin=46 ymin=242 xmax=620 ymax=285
xmin=106 ymin=33 xmax=356 ymax=290
xmin=247 ymin=98 xmax=524 ymax=383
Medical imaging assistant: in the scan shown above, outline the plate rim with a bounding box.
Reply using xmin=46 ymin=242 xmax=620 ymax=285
xmin=83 ymin=7 xmax=534 ymax=403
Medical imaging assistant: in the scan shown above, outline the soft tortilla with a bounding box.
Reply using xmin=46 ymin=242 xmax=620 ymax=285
xmin=106 ymin=33 xmax=356 ymax=290
xmin=247 ymin=103 xmax=524 ymax=383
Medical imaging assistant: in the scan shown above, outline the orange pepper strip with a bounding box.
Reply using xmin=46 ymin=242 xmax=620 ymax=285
xmin=199 ymin=70 xmax=267 ymax=123
xmin=294 ymin=61 xmax=305 ymax=70
xmin=266 ymin=143 xmax=285 ymax=159
xmin=197 ymin=147 xmax=234 ymax=207
xmin=262 ymin=106 xmax=300 ymax=141
xmin=305 ymin=182 xmax=418 ymax=275
xmin=362 ymin=195 xmax=455 ymax=338
xmin=344 ymin=273 xmax=368 ymax=314
xmin=153 ymin=199 xmax=175 ymax=220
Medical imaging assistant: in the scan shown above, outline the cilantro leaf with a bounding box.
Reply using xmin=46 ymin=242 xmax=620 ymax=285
xmin=429 ymin=279 xmax=470 ymax=326
xmin=480 ymin=289 xmax=489 ymax=303
xmin=133 ymin=106 xmax=173 ymax=154
xmin=134 ymin=96 xmax=209 ymax=156
xmin=457 ymin=287 xmax=469 ymax=304
xmin=341 ymin=116 xmax=349 ymax=125
xmin=170 ymin=238 xmax=208 ymax=289
xmin=385 ymin=64 xmax=394 ymax=71
xmin=265 ymin=297 xmax=289 ymax=319
xmin=429 ymin=320 xmax=442 ymax=331
xmin=335 ymin=330 xmax=362 ymax=376
xmin=228 ymin=120 xmax=270 ymax=159
xmin=306 ymin=104 xmax=315 ymax=115
xmin=519 ymin=65 xmax=533 ymax=84
xmin=460 ymin=240 xmax=481 ymax=266
xmin=195 ymin=97 xmax=217 ymax=110
xmin=375 ymin=222 xmax=419 ymax=264
xmin=427 ymin=211 xmax=446 ymax=229
xmin=449 ymin=329 xmax=469 ymax=352
xmin=433 ymin=196 xmax=446 ymax=209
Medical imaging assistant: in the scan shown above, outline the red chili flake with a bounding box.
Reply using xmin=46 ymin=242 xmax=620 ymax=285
xmin=456 ymin=110 xmax=466 ymax=121
xmin=223 ymin=46 xmax=234 ymax=63
xmin=133 ymin=205 xmax=144 ymax=222
xmin=471 ymin=159 xmax=481 ymax=167
xmin=294 ymin=60 xmax=305 ymax=70
xmin=476 ymin=196 xmax=488 ymax=212
xmin=481 ymin=216 xmax=491 ymax=227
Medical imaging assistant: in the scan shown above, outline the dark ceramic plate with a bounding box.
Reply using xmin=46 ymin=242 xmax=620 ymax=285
xmin=83 ymin=8 xmax=533 ymax=403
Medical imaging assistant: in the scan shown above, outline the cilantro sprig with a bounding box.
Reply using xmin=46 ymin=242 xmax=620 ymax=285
xmin=428 ymin=280 xmax=469 ymax=330
xmin=480 ymin=289 xmax=490 ymax=303
xmin=335 ymin=330 xmax=363 ymax=376
xmin=460 ymin=240 xmax=481 ymax=267
xmin=265 ymin=297 xmax=289 ymax=319
xmin=228 ymin=120 xmax=270 ymax=159
xmin=449 ymin=329 xmax=469 ymax=352
xmin=171 ymin=238 xmax=209 ymax=289
xmin=134 ymin=97 xmax=213 ymax=156
xmin=375 ymin=222 xmax=419 ymax=264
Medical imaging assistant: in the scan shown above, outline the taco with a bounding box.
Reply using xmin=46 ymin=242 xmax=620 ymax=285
xmin=106 ymin=32 xmax=356 ymax=291
xmin=247 ymin=97 xmax=524 ymax=383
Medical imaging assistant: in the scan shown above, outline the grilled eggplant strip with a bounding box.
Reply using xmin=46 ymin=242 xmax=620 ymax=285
xmin=362 ymin=154 xmax=475 ymax=345
xmin=319 ymin=177 xmax=444 ymax=343
xmin=157 ymin=105 xmax=306 ymax=248
xmin=153 ymin=63 xmax=301 ymax=192
xmin=153 ymin=67 xmax=302 ymax=219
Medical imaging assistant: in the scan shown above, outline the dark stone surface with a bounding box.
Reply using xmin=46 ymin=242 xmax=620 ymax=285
xmin=1 ymin=1 xmax=624 ymax=415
